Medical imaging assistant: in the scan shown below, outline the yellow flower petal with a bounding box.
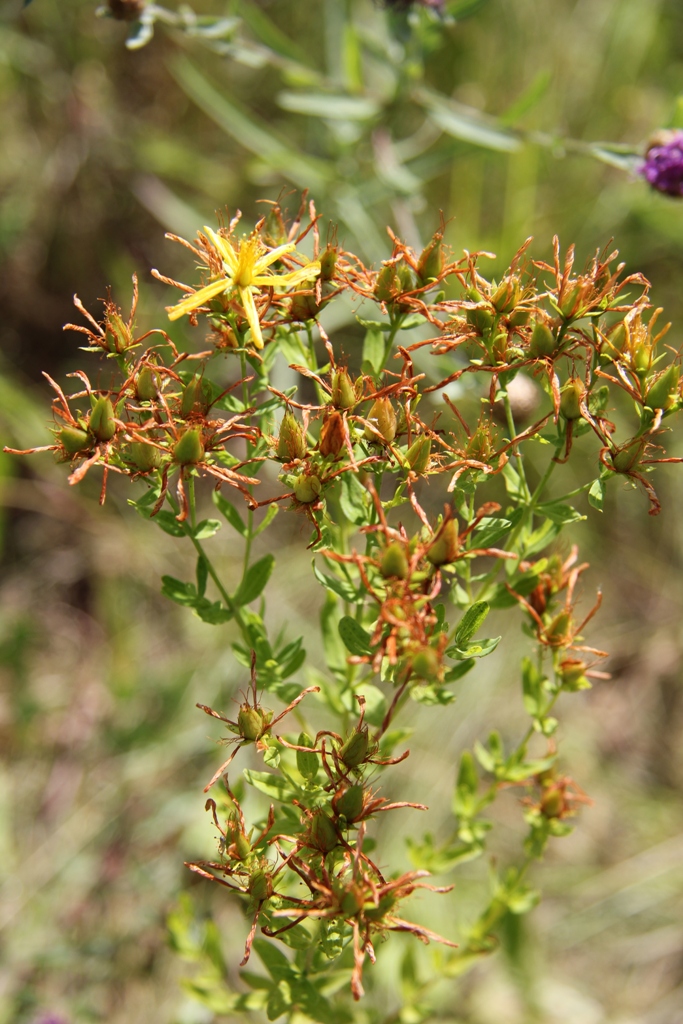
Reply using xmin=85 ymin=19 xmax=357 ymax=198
xmin=252 ymin=241 xmax=297 ymax=274
xmin=167 ymin=278 xmax=229 ymax=321
xmin=238 ymin=286 xmax=264 ymax=349
xmin=204 ymin=227 xmax=238 ymax=271
xmin=254 ymin=261 xmax=321 ymax=290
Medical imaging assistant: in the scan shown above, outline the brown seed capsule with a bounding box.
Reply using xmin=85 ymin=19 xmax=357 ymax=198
xmin=319 ymin=410 xmax=345 ymax=457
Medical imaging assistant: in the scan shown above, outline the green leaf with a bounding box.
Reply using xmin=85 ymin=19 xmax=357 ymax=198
xmin=534 ymin=501 xmax=585 ymax=525
xmin=266 ymin=983 xmax=291 ymax=1021
xmin=312 ymin=562 xmax=357 ymax=601
xmin=253 ymin=939 xmax=296 ymax=983
xmin=524 ymin=517 xmax=561 ymax=556
xmin=454 ymin=601 xmax=490 ymax=646
xmin=588 ymin=477 xmax=605 ymax=511
xmin=234 ymin=555 xmax=275 ymax=606
xmin=254 ymin=504 xmax=279 ymax=536
xmin=362 ymin=325 xmax=385 ymax=375
xmin=418 ymin=86 xmax=521 ymax=152
xmin=320 ymin=594 xmax=346 ymax=674
xmin=196 ymin=555 xmax=209 ymax=598
xmin=411 ymin=684 xmax=457 ymax=706
xmin=212 ymin=490 xmax=247 ymax=535
xmin=339 ymin=471 xmax=369 ymax=526
xmin=443 ymin=660 xmax=476 ymax=683
xmin=193 ymin=518 xmax=222 ymax=540
xmin=452 ymin=636 xmax=501 ymax=660
xmin=243 ymin=770 xmax=295 ymax=802
xmin=521 ymin=656 xmax=544 ymax=717
xmin=454 ymin=751 xmax=478 ymax=817
xmin=152 ymin=510 xmax=186 ymax=537
xmin=338 ymin=616 xmax=373 ymax=656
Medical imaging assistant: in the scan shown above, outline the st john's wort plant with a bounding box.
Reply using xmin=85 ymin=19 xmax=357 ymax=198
xmin=8 ymin=193 xmax=683 ymax=1019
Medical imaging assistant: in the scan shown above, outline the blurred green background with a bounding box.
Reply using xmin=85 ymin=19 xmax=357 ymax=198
xmin=2 ymin=0 xmax=683 ymax=1022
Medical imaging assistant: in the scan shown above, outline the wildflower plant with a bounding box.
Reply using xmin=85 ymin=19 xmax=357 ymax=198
xmin=9 ymin=192 xmax=683 ymax=1020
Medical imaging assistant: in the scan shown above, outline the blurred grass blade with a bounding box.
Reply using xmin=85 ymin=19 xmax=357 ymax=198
xmin=417 ymin=86 xmax=521 ymax=153
xmin=277 ymin=90 xmax=380 ymax=121
xmin=171 ymin=57 xmax=332 ymax=190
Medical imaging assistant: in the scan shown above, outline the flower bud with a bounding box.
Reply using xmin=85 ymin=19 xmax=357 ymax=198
xmin=248 ymin=868 xmax=273 ymax=901
xmin=130 ymin=441 xmax=162 ymax=472
xmin=559 ymin=282 xmax=582 ymax=319
xmin=89 ymin=397 xmax=117 ymax=442
xmin=491 ymin=277 xmax=521 ymax=314
xmin=136 ymin=366 xmax=159 ymax=401
xmin=632 ymin=342 xmax=652 ymax=375
xmin=559 ymin=379 xmax=584 ymax=420
xmin=364 ymin=398 xmax=397 ymax=444
xmin=105 ymin=312 xmax=133 ymax=353
xmin=318 ymin=410 xmax=345 ymax=458
xmin=380 ymin=542 xmax=409 ymax=580
xmin=307 ymin=811 xmax=339 ymax=853
xmin=58 ymin=426 xmax=91 ymax=456
xmin=528 ymin=322 xmax=556 ymax=359
xmin=277 ymin=410 xmax=307 ymax=461
xmin=411 ymin=646 xmax=441 ymax=680
xmin=645 ymin=364 xmax=680 ymax=410
xmin=332 ymin=784 xmax=365 ymax=823
xmin=296 ymin=732 xmax=319 ymax=781
xmin=180 ymin=374 xmax=212 ymax=418
xmin=320 ymin=245 xmax=337 ymax=281
xmin=426 ymin=519 xmax=459 ymax=566
xmin=405 ymin=435 xmax=431 ymax=474
xmin=340 ymin=726 xmax=369 ymax=768
xmin=173 ymin=428 xmax=204 ymax=465
xmin=293 ymin=473 xmax=322 ymax=503
xmin=465 ymin=288 xmax=494 ymax=333
xmin=611 ymin=438 xmax=645 ymax=474
xmin=237 ymin=704 xmax=268 ymax=742
xmin=331 ymin=369 xmax=357 ymax=410
xmin=417 ymin=234 xmax=444 ymax=284
xmin=559 ymin=659 xmax=591 ymax=691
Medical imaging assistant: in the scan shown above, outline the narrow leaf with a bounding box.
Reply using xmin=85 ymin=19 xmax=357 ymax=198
xmin=234 ymin=555 xmax=275 ymax=606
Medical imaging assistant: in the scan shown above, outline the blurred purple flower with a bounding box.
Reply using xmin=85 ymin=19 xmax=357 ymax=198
xmin=640 ymin=131 xmax=683 ymax=197
xmin=35 ymin=1015 xmax=68 ymax=1024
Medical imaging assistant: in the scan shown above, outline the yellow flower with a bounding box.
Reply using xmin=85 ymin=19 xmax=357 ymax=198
xmin=167 ymin=226 xmax=320 ymax=349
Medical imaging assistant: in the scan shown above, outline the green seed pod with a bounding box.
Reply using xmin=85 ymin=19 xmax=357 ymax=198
xmin=645 ymin=364 xmax=680 ymax=410
xmin=426 ymin=519 xmax=460 ymax=566
xmin=508 ymin=308 xmax=530 ymax=327
xmin=340 ymin=726 xmax=370 ymax=768
xmin=341 ymin=885 xmax=364 ymax=918
xmin=58 ymin=426 xmax=91 ymax=456
xmin=332 ymin=784 xmax=365 ymax=823
xmin=417 ymin=234 xmax=444 ymax=284
xmin=233 ymin=832 xmax=253 ymax=861
xmin=491 ymin=277 xmax=521 ymax=315
xmin=249 ymin=868 xmax=273 ymax=902
xmin=405 ymin=435 xmax=431 ymax=474
xmin=293 ymin=473 xmax=322 ymax=504
xmin=528 ymin=323 xmax=556 ymax=359
xmin=611 ymin=438 xmax=645 ymax=474
xmin=559 ymin=282 xmax=582 ymax=319
xmin=374 ymin=264 xmax=399 ymax=303
xmin=136 ymin=366 xmax=158 ymax=401
xmin=331 ymin=369 xmax=357 ymax=410
xmin=277 ymin=410 xmax=307 ymax=461
xmin=633 ymin=342 xmax=652 ymax=376
xmin=559 ymin=660 xmax=591 ymax=692
xmin=364 ymin=398 xmax=397 ymax=444
xmin=105 ymin=312 xmax=132 ymax=353
xmin=237 ymin=704 xmax=267 ymax=742
xmin=296 ymin=732 xmax=319 ymax=781
xmin=180 ymin=374 xmax=212 ymax=419
xmin=320 ymin=245 xmax=337 ymax=281
xmin=318 ymin=410 xmax=345 ymax=458
xmin=89 ymin=397 xmax=116 ymax=442
xmin=396 ymin=263 xmax=415 ymax=295
xmin=308 ymin=811 xmax=339 ymax=853
xmin=130 ymin=441 xmax=162 ymax=472
xmin=545 ymin=611 xmax=570 ymax=645
xmin=559 ymin=379 xmax=584 ymax=420
xmin=289 ymin=293 xmax=320 ymax=322
xmin=540 ymin=786 xmax=564 ymax=819
xmin=173 ymin=428 xmax=204 ymax=465
xmin=380 ymin=542 xmax=409 ymax=580
xmin=363 ymin=892 xmax=396 ymax=922
xmin=411 ymin=646 xmax=441 ymax=681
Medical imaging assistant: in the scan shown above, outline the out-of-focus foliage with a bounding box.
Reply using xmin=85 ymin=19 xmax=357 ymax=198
xmin=2 ymin=1 xmax=683 ymax=1023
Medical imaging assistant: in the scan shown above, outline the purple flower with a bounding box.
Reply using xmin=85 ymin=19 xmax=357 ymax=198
xmin=640 ymin=130 xmax=683 ymax=197
xmin=34 ymin=1015 xmax=68 ymax=1024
